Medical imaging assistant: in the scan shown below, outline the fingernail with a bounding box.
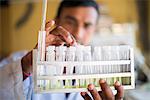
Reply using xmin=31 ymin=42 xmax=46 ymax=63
xmin=115 ymin=81 xmax=121 ymax=86
xmin=81 ymin=92 xmax=86 ymax=96
xmin=68 ymin=36 xmax=73 ymax=43
xmin=99 ymin=79 xmax=105 ymax=84
xmin=88 ymin=84 xmax=94 ymax=90
xmin=51 ymin=20 xmax=55 ymax=25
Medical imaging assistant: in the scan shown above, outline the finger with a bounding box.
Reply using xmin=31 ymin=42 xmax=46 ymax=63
xmin=114 ymin=81 xmax=124 ymax=100
xmin=51 ymin=39 xmax=64 ymax=46
xmin=45 ymin=20 xmax=55 ymax=31
xmin=98 ymin=91 xmax=105 ymax=99
xmin=87 ymin=84 xmax=102 ymax=100
xmin=56 ymin=26 xmax=74 ymax=45
xmin=50 ymin=26 xmax=74 ymax=45
xmin=45 ymin=20 xmax=55 ymax=37
xmin=70 ymin=34 xmax=77 ymax=46
xmin=46 ymin=34 xmax=64 ymax=46
xmin=46 ymin=39 xmax=64 ymax=46
xmin=80 ymin=92 xmax=92 ymax=100
xmin=99 ymin=79 xmax=114 ymax=100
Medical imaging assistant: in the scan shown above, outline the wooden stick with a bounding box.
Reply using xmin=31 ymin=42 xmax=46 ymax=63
xmin=41 ymin=0 xmax=47 ymax=31
xmin=38 ymin=0 xmax=47 ymax=61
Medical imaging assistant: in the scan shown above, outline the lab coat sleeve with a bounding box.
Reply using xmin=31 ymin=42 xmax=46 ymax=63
xmin=0 ymin=59 xmax=25 ymax=100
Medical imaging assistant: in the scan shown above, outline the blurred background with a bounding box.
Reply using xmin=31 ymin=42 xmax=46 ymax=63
xmin=0 ymin=0 xmax=150 ymax=99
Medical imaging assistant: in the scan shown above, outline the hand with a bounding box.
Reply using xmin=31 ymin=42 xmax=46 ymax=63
xmin=81 ymin=80 xmax=124 ymax=100
xmin=45 ymin=20 xmax=76 ymax=46
xmin=21 ymin=20 xmax=76 ymax=80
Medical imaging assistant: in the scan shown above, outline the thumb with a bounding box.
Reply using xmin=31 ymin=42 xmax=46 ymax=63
xmin=45 ymin=20 xmax=55 ymax=34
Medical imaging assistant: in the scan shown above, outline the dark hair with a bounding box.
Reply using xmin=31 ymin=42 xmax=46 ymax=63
xmin=56 ymin=0 xmax=100 ymax=19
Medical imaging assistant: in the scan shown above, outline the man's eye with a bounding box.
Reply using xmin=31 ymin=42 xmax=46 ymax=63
xmin=84 ymin=24 xmax=92 ymax=29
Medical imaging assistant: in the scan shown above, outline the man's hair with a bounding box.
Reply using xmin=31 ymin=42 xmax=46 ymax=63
xmin=56 ymin=0 xmax=100 ymax=19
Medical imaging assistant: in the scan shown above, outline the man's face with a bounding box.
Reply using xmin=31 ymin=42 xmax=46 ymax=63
xmin=57 ymin=6 xmax=98 ymax=45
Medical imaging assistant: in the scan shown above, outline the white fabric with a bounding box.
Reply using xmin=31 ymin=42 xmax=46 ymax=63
xmin=0 ymin=60 xmax=25 ymax=100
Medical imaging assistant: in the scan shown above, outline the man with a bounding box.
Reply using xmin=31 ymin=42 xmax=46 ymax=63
xmin=21 ymin=0 xmax=124 ymax=100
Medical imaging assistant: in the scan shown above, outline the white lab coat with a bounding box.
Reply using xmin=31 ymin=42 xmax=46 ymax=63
xmin=0 ymin=59 xmax=25 ymax=100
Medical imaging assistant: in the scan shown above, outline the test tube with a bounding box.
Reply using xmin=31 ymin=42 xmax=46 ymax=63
xmin=39 ymin=65 xmax=46 ymax=90
xmin=102 ymin=46 xmax=111 ymax=73
xmin=119 ymin=45 xmax=130 ymax=85
xmin=111 ymin=46 xmax=122 ymax=84
xmin=56 ymin=46 xmax=66 ymax=88
xmin=93 ymin=46 xmax=102 ymax=86
xmin=102 ymin=46 xmax=114 ymax=85
xmin=37 ymin=31 xmax=46 ymax=90
xmin=75 ymin=45 xmax=84 ymax=88
xmin=65 ymin=46 xmax=76 ymax=88
xmin=83 ymin=46 xmax=92 ymax=86
xmin=93 ymin=46 xmax=102 ymax=73
xmin=111 ymin=46 xmax=120 ymax=73
xmin=46 ymin=46 xmax=56 ymax=89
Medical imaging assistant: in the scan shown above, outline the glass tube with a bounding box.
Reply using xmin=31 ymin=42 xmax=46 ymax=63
xmin=65 ymin=46 xmax=76 ymax=88
xmin=83 ymin=46 xmax=92 ymax=86
xmin=46 ymin=46 xmax=56 ymax=89
xmin=56 ymin=46 xmax=66 ymax=88
xmin=75 ymin=45 xmax=84 ymax=88
xmin=93 ymin=46 xmax=102 ymax=86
